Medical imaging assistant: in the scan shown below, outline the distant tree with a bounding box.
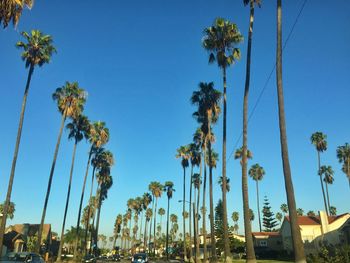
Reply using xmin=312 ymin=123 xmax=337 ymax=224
xmin=164 ymin=181 xmax=175 ymax=260
xmin=276 ymin=212 xmax=283 ymax=226
xmin=0 ymin=201 xmax=15 ymax=220
xmin=214 ymin=199 xmax=231 ymax=255
xmin=249 ymin=209 xmax=255 ymax=222
xmin=231 ymin=211 xmax=239 ymax=230
xmin=311 ymin=132 xmax=329 ymax=215
xmin=262 ymin=196 xmax=278 ymax=232
xmin=280 ymin=203 xmax=288 ymax=215
xmin=307 ymin=211 xmax=316 ymax=217
xmin=329 ymin=206 xmax=337 ymax=216
xmin=336 ymin=143 xmax=350 ymax=188
xmin=296 ymin=208 xmax=304 ymax=216
xmin=320 ymin=165 xmax=335 ymax=212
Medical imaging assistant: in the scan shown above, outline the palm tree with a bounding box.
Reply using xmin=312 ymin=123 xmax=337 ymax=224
xmin=148 ymin=181 xmax=163 ymax=255
xmin=249 ymin=209 xmax=255 ymax=222
xmin=0 ymin=201 xmax=15 ymax=221
xmin=311 ymin=132 xmax=328 ymax=215
xmin=144 ymin=208 xmax=153 ymax=250
xmin=280 ymin=203 xmax=288 ymax=215
xmin=276 ymin=212 xmax=283 ymax=226
xmin=158 ymin=208 xmax=165 ymax=235
xmin=241 ymin=1 xmax=262 ymax=260
xmin=176 ymin=145 xmax=189 ymax=262
xmin=191 ymin=82 xmax=221 ymax=262
xmin=319 ymin=165 xmax=334 ymax=213
xmin=336 ymin=143 xmax=350 ymax=188
xmin=203 ymin=18 xmax=243 ymax=263
xmin=74 ymin=121 xmax=109 ymax=258
xmin=0 ymin=30 xmax=56 ymax=255
xmin=0 ymin=0 xmax=33 ymax=28
xmin=296 ymin=208 xmax=304 ymax=216
xmin=38 ymin=82 xmax=86 ymax=252
xmin=329 ymin=206 xmax=337 ymax=216
xmin=192 ymin=173 xmax=201 ymax=262
xmin=248 ymin=163 xmax=265 ymax=232
xmin=307 ymin=211 xmax=315 ymax=217
xmin=164 ymin=181 xmax=175 ymax=260
xmin=206 ymin=148 xmax=218 ymax=260
xmin=188 ymin=142 xmax=200 ymax=262
xmin=218 ymin=176 xmax=230 ymax=192
xmin=231 ymin=212 xmax=239 ymax=234
xmin=276 ymin=1 xmax=306 ymax=261
xmin=57 ymin=114 xmax=90 ymax=260
xmin=234 ymin=147 xmax=253 ymax=164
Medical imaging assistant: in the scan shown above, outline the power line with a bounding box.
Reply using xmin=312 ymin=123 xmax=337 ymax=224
xmin=227 ymin=0 xmax=309 ymax=162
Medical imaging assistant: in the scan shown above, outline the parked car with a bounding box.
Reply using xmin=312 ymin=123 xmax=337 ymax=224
xmin=131 ymin=253 xmax=148 ymax=263
xmin=82 ymin=255 xmax=96 ymax=263
xmin=0 ymin=252 xmax=44 ymax=263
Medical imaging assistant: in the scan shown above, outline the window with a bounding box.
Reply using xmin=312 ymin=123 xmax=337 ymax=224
xmin=259 ymin=240 xmax=267 ymax=247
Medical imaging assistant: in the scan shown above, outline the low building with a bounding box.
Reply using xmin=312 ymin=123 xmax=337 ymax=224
xmin=252 ymin=232 xmax=282 ymax=251
xmin=280 ymin=211 xmax=350 ymax=254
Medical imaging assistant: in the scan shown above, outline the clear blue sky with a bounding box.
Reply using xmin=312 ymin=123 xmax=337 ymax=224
xmin=0 ymin=0 xmax=349 ymax=240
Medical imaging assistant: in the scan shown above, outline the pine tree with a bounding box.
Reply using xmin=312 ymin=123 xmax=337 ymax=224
xmin=214 ymin=199 xmax=232 ymax=254
xmin=262 ymin=196 xmax=278 ymax=232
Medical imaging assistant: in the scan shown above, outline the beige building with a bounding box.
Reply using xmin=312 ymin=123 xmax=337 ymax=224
xmin=280 ymin=211 xmax=350 ymax=254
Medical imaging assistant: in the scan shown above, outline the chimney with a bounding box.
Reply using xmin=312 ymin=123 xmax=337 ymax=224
xmin=319 ymin=210 xmax=329 ymax=234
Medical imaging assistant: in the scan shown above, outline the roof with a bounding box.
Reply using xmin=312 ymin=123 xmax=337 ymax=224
xmin=6 ymin=224 xmax=51 ymax=239
xmin=252 ymin=232 xmax=280 ymax=237
xmin=285 ymin=213 xmax=349 ymax=226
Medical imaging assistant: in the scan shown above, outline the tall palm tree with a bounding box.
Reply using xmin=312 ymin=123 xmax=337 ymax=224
xmin=203 ymin=19 xmax=243 ymax=263
xmin=276 ymin=1 xmax=306 ymax=261
xmin=158 ymin=208 xmax=165 ymax=235
xmin=192 ymin=173 xmax=201 ymax=262
xmin=0 ymin=0 xmax=33 ymax=28
xmin=191 ymin=81 xmax=221 ymax=262
xmin=336 ymin=143 xmax=350 ymax=188
xmin=0 ymin=30 xmax=56 ymax=255
xmin=329 ymin=206 xmax=337 ymax=216
xmin=248 ymin=163 xmax=265 ymax=232
xmin=280 ymin=203 xmax=288 ymax=215
xmin=276 ymin=212 xmax=283 ymax=226
xmin=319 ymin=165 xmax=334 ymax=212
xmin=241 ymin=1 xmax=261 ymax=260
xmin=234 ymin=147 xmax=253 ymax=164
xmin=144 ymin=208 xmax=153 ymax=251
xmin=164 ymin=181 xmax=175 ymax=260
xmin=0 ymin=202 xmax=15 ymax=220
xmin=311 ymin=132 xmax=328 ymax=215
xmin=176 ymin=145 xmax=190 ymax=262
xmin=148 ymin=181 xmax=163 ymax=255
xmin=57 ymin=114 xmax=90 ymax=260
xmin=74 ymin=121 xmax=109 ymax=258
xmin=140 ymin=193 xmax=152 ymax=246
xmin=206 ymin=148 xmax=218 ymax=261
xmin=38 ymin=82 xmax=86 ymax=252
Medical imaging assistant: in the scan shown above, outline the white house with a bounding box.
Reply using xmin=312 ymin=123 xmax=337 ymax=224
xmin=280 ymin=211 xmax=350 ymax=254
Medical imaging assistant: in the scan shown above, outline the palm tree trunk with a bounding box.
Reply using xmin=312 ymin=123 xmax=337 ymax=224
xmin=38 ymin=109 xmax=67 ymax=252
xmin=325 ymin=182 xmax=331 ymax=213
xmin=196 ymin=179 xmax=200 ymax=263
xmin=144 ymin=220 xmax=148 ymax=250
xmin=192 ymin=202 xmax=197 ymax=263
xmin=276 ymin=1 xmax=306 ymax=262
xmin=153 ymin=198 xmax=158 ymax=256
xmin=84 ymin=166 xmax=97 ymax=254
xmin=74 ymin=146 xmax=94 ymax=259
xmin=0 ymin=64 xmax=34 ymax=256
xmin=57 ymin=140 xmax=78 ymax=261
xmin=202 ymin=150 xmax=208 ymax=263
xmin=208 ymin=139 xmax=216 ymax=262
xmin=183 ymin=166 xmax=187 ymax=262
xmin=256 ymin=181 xmax=261 ymax=232
xmin=317 ymin=152 xmax=329 ymax=215
xmin=139 ymin=210 xmax=144 ymax=241
xmin=189 ymin=165 xmax=194 ymax=262
xmin=94 ymin=188 xmax=103 ymax=251
xmin=166 ymin=197 xmax=170 ymax=261
xmin=221 ymin=66 xmax=232 ymax=263
xmin=148 ymin=198 xmax=154 ymax=253
xmin=242 ymin=2 xmax=257 ymax=262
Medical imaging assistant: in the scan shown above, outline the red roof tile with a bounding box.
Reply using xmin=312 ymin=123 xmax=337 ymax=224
xmin=285 ymin=213 xmax=349 ymax=226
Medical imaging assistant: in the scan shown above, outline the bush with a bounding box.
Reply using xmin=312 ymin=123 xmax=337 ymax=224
xmin=306 ymin=244 xmax=350 ymax=263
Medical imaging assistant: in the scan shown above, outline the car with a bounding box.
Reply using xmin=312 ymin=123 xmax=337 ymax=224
xmin=0 ymin=252 xmax=44 ymax=263
xmin=82 ymin=255 xmax=96 ymax=263
xmin=131 ymin=253 xmax=148 ymax=263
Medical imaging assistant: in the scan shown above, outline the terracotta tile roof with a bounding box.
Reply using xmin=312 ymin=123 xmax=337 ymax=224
xmin=285 ymin=213 xmax=349 ymax=226
xmin=252 ymin=232 xmax=280 ymax=237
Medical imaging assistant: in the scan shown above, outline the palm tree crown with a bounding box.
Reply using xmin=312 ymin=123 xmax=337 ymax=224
xmin=0 ymin=0 xmax=33 ymax=28
xmin=202 ymin=18 xmax=243 ymax=69
xmin=164 ymin=181 xmax=175 ymax=199
xmin=249 ymin=164 xmax=265 ymax=181
xmin=16 ymin=30 xmax=56 ymax=68
xmin=311 ymin=132 xmax=327 ymax=152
